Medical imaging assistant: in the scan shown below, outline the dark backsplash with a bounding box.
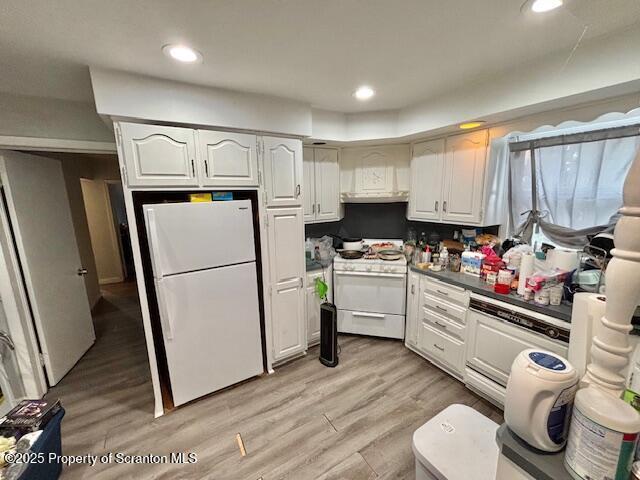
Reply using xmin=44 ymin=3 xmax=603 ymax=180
xmin=304 ymin=202 xmax=499 ymax=241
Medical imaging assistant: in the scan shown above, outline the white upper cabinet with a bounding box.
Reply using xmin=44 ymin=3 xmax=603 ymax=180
xmin=408 ymin=139 xmax=445 ymax=221
xmin=303 ymin=147 xmax=316 ymax=222
xmin=340 ymin=144 xmax=410 ymax=203
xmin=304 ymin=147 xmax=340 ymax=223
xmin=263 ymin=137 xmax=303 ymax=207
xmin=314 ymin=149 xmax=340 ymax=222
xmin=407 ymin=130 xmax=494 ymax=226
xmin=266 ymin=207 xmax=306 ymax=362
xmin=442 ymin=130 xmax=488 ymax=224
xmin=118 ymin=123 xmax=198 ymax=187
xmin=197 ymin=131 xmax=259 ymax=187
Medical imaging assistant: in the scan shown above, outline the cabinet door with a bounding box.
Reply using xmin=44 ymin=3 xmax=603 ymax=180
xmin=408 ymin=139 xmax=444 ymax=221
xmin=405 ymin=271 xmax=421 ymax=348
xmin=442 ymin=130 xmax=488 ymax=224
xmin=263 ymin=137 xmax=303 ymax=207
xmin=306 ymin=271 xmax=322 ymax=345
xmin=118 ymin=123 xmax=198 ymax=187
xmin=314 ymin=148 xmax=340 ymax=222
xmin=198 ymin=131 xmax=258 ymax=186
xmin=303 ymin=147 xmax=316 ymax=222
xmin=267 ymin=207 xmax=306 ymax=361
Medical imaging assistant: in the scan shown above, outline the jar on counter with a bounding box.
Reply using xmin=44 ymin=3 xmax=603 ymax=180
xmin=534 ymin=288 xmax=550 ymax=306
xmin=549 ymin=285 xmax=563 ymax=306
xmin=497 ymin=269 xmax=513 ymax=286
xmin=449 ymin=254 xmax=461 ymax=273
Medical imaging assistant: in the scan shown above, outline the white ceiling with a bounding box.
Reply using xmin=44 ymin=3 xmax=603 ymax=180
xmin=1 ymin=0 xmax=640 ymax=113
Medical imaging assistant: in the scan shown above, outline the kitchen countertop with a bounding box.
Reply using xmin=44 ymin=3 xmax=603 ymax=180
xmin=410 ymin=266 xmax=573 ymax=323
xmin=496 ymin=424 xmax=571 ymax=480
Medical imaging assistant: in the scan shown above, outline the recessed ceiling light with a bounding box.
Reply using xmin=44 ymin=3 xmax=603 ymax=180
xmin=353 ymin=86 xmax=375 ymax=101
xmin=459 ymin=121 xmax=486 ymax=130
xmin=162 ymin=44 xmax=202 ymax=63
xmin=531 ymin=0 xmax=563 ymax=13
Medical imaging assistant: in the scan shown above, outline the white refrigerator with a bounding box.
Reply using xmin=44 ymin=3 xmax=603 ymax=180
xmin=144 ymin=200 xmax=263 ymax=407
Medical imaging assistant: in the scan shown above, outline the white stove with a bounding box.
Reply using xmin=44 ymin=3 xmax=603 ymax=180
xmin=333 ymin=239 xmax=407 ymax=339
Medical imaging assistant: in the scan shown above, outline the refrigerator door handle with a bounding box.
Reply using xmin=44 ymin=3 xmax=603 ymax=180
xmin=145 ymin=209 xmax=163 ymax=278
xmin=156 ymin=279 xmax=174 ymax=340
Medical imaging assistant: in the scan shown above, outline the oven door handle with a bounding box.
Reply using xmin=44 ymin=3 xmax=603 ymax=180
xmin=335 ymin=271 xmax=405 ymax=279
xmin=352 ymin=311 xmax=386 ymax=319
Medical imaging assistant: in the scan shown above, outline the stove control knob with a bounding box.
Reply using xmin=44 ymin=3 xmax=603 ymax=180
xmin=546 ymin=327 xmax=560 ymax=339
xmin=366 ymin=265 xmax=372 ymax=272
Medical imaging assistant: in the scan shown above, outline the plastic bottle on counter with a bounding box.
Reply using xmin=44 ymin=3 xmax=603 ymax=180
xmin=440 ymin=246 xmax=449 ymax=269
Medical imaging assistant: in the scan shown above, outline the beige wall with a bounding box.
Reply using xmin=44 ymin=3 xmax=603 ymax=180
xmin=80 ymin=179 xmax=123 ymax=285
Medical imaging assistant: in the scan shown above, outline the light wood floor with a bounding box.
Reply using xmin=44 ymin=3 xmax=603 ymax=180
xmin=48 ymin=282 xmax=502 ymax=480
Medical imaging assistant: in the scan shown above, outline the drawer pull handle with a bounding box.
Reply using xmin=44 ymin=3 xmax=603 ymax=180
xmin=436 ymin=289 xmax=449 ymax=296
xmin=434 ymin=321 xmax=448 ymax=329
xmin=433 ymin=344 xmax=445 ymax=351
xmin=436 ymin=305 xmax=448 ymax=313
xmin=411 ymin=284 xmax=415 ymax=294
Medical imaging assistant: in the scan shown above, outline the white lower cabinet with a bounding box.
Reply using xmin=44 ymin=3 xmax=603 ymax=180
xmin=418 ymin=323 xmax=465 ymax=375
xmin=406 ymin=272 xmax=469 ymax=379
xmin=305 ymin=265 xmax=333 ymax=346
xmin=405 ymin=271 xmax=421 ymax=348
xmin=266 ymin=207 xmax=306 ymax=362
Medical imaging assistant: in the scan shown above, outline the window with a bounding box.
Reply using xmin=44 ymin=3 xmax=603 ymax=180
xmin=509 ymin=130 xmax=640 ymax=248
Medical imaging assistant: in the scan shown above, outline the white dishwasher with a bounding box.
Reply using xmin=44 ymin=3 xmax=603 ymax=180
xmin=465 ymin=293 xmax=571 ymax=406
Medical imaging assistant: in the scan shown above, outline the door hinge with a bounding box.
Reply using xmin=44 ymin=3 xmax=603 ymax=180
xmin=263 ymin=190 xmax=268 ymax=206
xmin=120 ymin=166 xmax=128 ymax=186
xmin=114 ymin=125 xmax=122 ymax=147
xmin=38 ymin=352 xmax=45 ymax=367
xmin=264 ymin=213 xmax=269 ymax=228
xmin=257 ymin=170 xmax=262 ymax=186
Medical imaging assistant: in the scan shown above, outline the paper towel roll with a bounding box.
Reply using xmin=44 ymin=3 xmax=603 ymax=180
xmin=517 ymin=252 xmax=535 ymax=296
xmin=550 ymin=248 xmax=579 ymax=272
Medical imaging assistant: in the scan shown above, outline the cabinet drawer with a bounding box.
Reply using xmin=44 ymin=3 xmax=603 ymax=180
xmin=422 ymin=307 xmax=465 ymax=341
xmin=419 ymin=323 xmax=464 ymax=373
xmin=337 ymin=310 xmax=405 ymax=340
xmin=422 ymin=292 xmax=467 ymax=324
xmin=422 ymin=277 xmax=469 ymax=307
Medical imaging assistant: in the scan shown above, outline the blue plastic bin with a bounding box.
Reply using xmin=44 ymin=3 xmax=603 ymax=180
xmin=18 ymin=408 xmax=65 ymax=480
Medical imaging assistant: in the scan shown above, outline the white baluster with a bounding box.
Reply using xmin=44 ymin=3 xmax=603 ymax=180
xmin=584 ymin=152 xmax=640 ymax=393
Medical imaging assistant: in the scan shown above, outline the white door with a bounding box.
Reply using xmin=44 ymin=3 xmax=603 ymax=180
xmin=263 ymin=137 xmax=303 ymax=207
xmin=144 ymin=200 xmax=255 ymax=277
xmin=118 ymin=122 xmax=198 ymax=187
xmin=442 ymin=130 xmax=488 ymax=224
xmin=198 ymin=131 xmax=259 ymax=187
xmin=408 ymin=139 xmax=445 ymax=221
xmin=158 ymin=262 xmax=263 ymax=407
xmin=266 ymin=207 xmax=306 ymax=361
xmin=302 ymin=147 xmax=316 ymax=222
xmin=0 ymin=151 xmax=95 ymax=386
xmin=306 ymin=271 xmax=322 ymax=345
xmin=314 ymin=148 xmax=340 ymax=222
xmin=405 ymin=271 xmax=421 ymax=347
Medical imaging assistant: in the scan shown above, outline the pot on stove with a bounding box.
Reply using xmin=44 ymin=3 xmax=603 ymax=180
xmin=342 ymin=238 xmax=364 ymax=251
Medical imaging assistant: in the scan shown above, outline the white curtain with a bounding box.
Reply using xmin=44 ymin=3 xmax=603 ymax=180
xmin=510 ymin=136 xmax=640 ymax=247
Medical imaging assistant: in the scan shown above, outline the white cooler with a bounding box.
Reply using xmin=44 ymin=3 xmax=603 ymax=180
xmin=412 ymin=404 xmax=499 ymax=480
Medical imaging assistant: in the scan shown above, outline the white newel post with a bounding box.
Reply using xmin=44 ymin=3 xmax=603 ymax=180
xmin=584 ymin=151 xmax=640 ymax=393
